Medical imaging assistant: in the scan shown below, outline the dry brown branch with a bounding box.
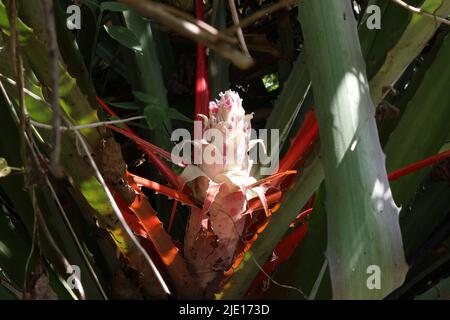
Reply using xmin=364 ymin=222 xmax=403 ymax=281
xmin=162 ymin=4 xmax=237 ymax=44
xmin=391 ymin=0 xmax=450 ymax=26
xmin=228 ymin=0 xmax=251 ymax=57
xmin=118 ymin=0 xmax=254 ymax=69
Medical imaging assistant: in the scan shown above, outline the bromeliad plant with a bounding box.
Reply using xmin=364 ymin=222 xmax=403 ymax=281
xmin=104 ymin=89 xmax=297 ymax=297
xmin=1 ymin=0 xmax=450 ymax=300
xmin=182 ymin=90 xmax=273 ymax=292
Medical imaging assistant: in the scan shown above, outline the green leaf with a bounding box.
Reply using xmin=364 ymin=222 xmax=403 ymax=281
xmin=132 ymin=91 xmax=160 ymax=105
xmin=366 ymin=0 xmax=450 ymax=104
xmin=107 ymin=101 xmax=141 ymax=110
xmin=104 ymin=25 xmax=142 ymax=53
xmin=166 ymin=108 xmax=193 ymax=123
xmin=0 ymin=1 xmax=33 ymax=43
xmin=299 ymin=0 xmax=408 ymax=299
xmin=123 ymin=9 xmax=172 ymax=150
xmin=144 ymin=104 xmax=166 ymax=130
xmin=143 ymin=101 xmax=192 ymax=130
xmin=100 ymin=1 xmax=128 ymax=12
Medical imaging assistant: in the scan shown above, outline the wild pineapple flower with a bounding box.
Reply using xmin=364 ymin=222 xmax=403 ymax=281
xmin=198 ymin=90 xmax=255 ymax=180
xmin=171 ymin=90 xmax=279 ymax=175
xmin=179 ymin=90 xmax=280 ymax=294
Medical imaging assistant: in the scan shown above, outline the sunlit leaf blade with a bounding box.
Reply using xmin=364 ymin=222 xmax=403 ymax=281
xmin=300 ymin=0 xmax=408 ymax=299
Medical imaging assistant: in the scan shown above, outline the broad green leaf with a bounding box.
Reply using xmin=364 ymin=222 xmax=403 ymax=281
xmin=123 ymin=10 xmax=172 ymax=150
xmin=107 ymin=101 xmax=141 ymax=110
xmin=143 ymin=103 xmax=192 ymax=130
xmin=299 ymin=0 xmax=407 ymax=299
xmin=144 ymin=104 xmax=166 ymax=130
xmin=104 ymin=25 xmax=142 ymax=53
xmin=132 ymin=91 xmax=160 ymax=105
xmin=135 ymin=91 xmax=191 ymax=126
xmin=166 ymin=108 xmax=193 ymax=123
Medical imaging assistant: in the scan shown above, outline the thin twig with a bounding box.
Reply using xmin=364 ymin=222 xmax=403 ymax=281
xmin=162 ymin=4 xmax=236 ymax=44
xmin=250 ymin=254 xmax=308 ymax=298
xmin=8 ymin=0 xmax=28 ymax=181
xmin=62 ymin=116 xmax=172 ymax=297
xmin=225 ymin=0 xmax=297 ymax=34
xmin=8 ymin=0 xmax=18 ymax=76
xmin=391 ymin=0 xmax=450 ymax=26
xmin=228 ymin=0 xmax=251 ymax=57
xmin=8 ymin=2 xmax=37 ymax=296
xmin=0 ymin=74 xmax=43 ymax=100
xmin=30 ymin=116 xmax=146 ymax=131
xmin=43 ymin=0 xmax=63 ymax=178
xmin=118 ymin=0 xmax=253 ymax=69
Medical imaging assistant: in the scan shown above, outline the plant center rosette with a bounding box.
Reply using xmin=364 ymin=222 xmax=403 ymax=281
xmin=181 ymin=90 xmax=267 ymax=293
